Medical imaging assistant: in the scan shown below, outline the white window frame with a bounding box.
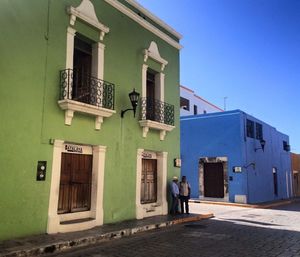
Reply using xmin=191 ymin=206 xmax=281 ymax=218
xmin=58 ymin=0 xmax=115 ymax=130
xmin=139 ymin=41 xmax=175 ymax=140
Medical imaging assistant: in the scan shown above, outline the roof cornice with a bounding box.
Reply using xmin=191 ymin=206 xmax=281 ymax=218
xmin=125 ymin=0 xmax=182 ymax=39
xmin=104 ymin=0 xmax=183 ymax=50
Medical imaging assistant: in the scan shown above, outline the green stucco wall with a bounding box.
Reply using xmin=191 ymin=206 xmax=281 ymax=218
xmin=0 ymin=0 xmax=180 ymax=240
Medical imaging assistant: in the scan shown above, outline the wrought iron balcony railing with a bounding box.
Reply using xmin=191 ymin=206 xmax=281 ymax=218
xmin=60 ymin=69 xmax=115 ymax=110
xmin=140 ymin=97 xmax=174 ymax=126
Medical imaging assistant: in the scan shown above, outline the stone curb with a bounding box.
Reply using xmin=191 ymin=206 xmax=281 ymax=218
xmin=1 ymin=214 xmax=213 ymax=257
xmin=190 ymin=199 xmax=296 ymax=209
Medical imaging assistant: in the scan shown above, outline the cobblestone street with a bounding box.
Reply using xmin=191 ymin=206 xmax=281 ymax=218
xmin=47 ymin=201 xmax=300 ymax=257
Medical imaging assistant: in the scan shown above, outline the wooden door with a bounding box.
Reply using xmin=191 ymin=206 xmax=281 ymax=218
xmin=293 ymin=173 xmax=300 ymax=197
xmin=58 ymin=153 xmax=93 ymax=214
xmin=73 ymin=36 xmax=92 ymax=103
xmin=204 ymin=162 xmax=224 ymax=198
xmin=141 ymin=159 xmax=157 ymax=204
xmin=146 ymin=71 xmax=156 ymax=121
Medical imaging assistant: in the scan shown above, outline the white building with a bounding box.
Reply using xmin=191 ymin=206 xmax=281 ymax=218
xmin=180 ymin=85 xmax=223 ymax=116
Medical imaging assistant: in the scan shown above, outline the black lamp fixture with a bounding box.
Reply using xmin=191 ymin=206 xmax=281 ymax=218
xmin=121 ymin=88 xmax=140 ymax=118
xmin=255 ymin=139 xmax=266 ymax=152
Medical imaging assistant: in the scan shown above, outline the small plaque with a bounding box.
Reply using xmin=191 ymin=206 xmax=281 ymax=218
xmin=65 ymin=144 xmax=83 ymax=153
xmin=174 ymin=158 xmax=181 ymax=167
xmin=233 ymin=166 xmax=242 ymax=173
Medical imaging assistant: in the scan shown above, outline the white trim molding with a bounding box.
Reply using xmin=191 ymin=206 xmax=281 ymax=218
xmin=66 ymin=27 xmax=76 ymax=75
xmin=92 ymin=42 xmax=105 ymax=80
xmin=104 ymin=0 xmax=182 ymax=50
xmin=47 ymin=140 xmax=106 ymax=234
xmin=139 ymin=120 xmax=175 ymax=141
xmin=125 ymin=0 xmax=182 ymax=39
xmin=67 ymin=0 xmax=109 ymax=41
xmin=141 ymin=64 xmax=148 ymax=98
xmin=58 ymin=99 xmax=116 ymax=130
xmin=144 ymin=42 xmax=168 ymax=71
xmin=136 ymin=149 xmax=168 ymax=219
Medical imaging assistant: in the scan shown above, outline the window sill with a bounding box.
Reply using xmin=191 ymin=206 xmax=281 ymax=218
xmin=58 ymin=99 xmax=116 ymax=130
xmin=139 ymin=120 xmax=175 ymax=140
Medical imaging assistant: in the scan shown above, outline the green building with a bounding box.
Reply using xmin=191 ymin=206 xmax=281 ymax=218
xmin=0 ymin=0 xmax=182 ymax=240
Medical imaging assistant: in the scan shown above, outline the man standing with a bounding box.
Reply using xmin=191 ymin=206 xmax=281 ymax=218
xmin=170 ymin=176 xmax=179 ymax=215
xmin=179 ymin=176 xmax=191 ymax=214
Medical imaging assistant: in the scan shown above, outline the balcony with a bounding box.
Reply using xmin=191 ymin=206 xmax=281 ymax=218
xmin=58 ymin=69 xmax=116 ymax=130
xmin=139 ymin=97 xmax=175 ymax=140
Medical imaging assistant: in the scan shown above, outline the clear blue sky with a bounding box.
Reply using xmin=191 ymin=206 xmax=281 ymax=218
xmin=137 ymin=0 xmax=300 ymax=153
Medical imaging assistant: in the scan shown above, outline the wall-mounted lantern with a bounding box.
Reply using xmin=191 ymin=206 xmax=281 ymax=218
xmin=121 ymin=88 xmax=140 ymax=118
xmin=255 ymin=139 xmax=266 ymax=152
xmin=244 ymin=162 xmax=256 ymax=170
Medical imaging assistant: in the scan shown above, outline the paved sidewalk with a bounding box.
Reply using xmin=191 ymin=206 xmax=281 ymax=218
xmin=190 ymin=197 xmax=300 ymax=209
xmin=0 ymin=213 xmax=213 ymax=257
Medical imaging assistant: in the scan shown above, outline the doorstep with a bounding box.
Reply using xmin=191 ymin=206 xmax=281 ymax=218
xmin=0 ymin=213 xmax=213 ymax=257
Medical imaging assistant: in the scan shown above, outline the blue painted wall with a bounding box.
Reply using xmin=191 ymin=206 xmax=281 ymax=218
xmin=181 ymin=110 xmax=292 ymax=203
xmin=241 ymin=112 xmax=292 ymax=203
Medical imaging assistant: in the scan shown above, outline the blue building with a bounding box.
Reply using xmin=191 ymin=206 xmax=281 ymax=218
xmin=181 ymin=110 xmax=292 ymax=204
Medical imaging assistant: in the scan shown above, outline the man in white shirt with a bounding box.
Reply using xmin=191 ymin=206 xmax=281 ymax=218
xmin=170 ymin=176 xmax=179 ymax=215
